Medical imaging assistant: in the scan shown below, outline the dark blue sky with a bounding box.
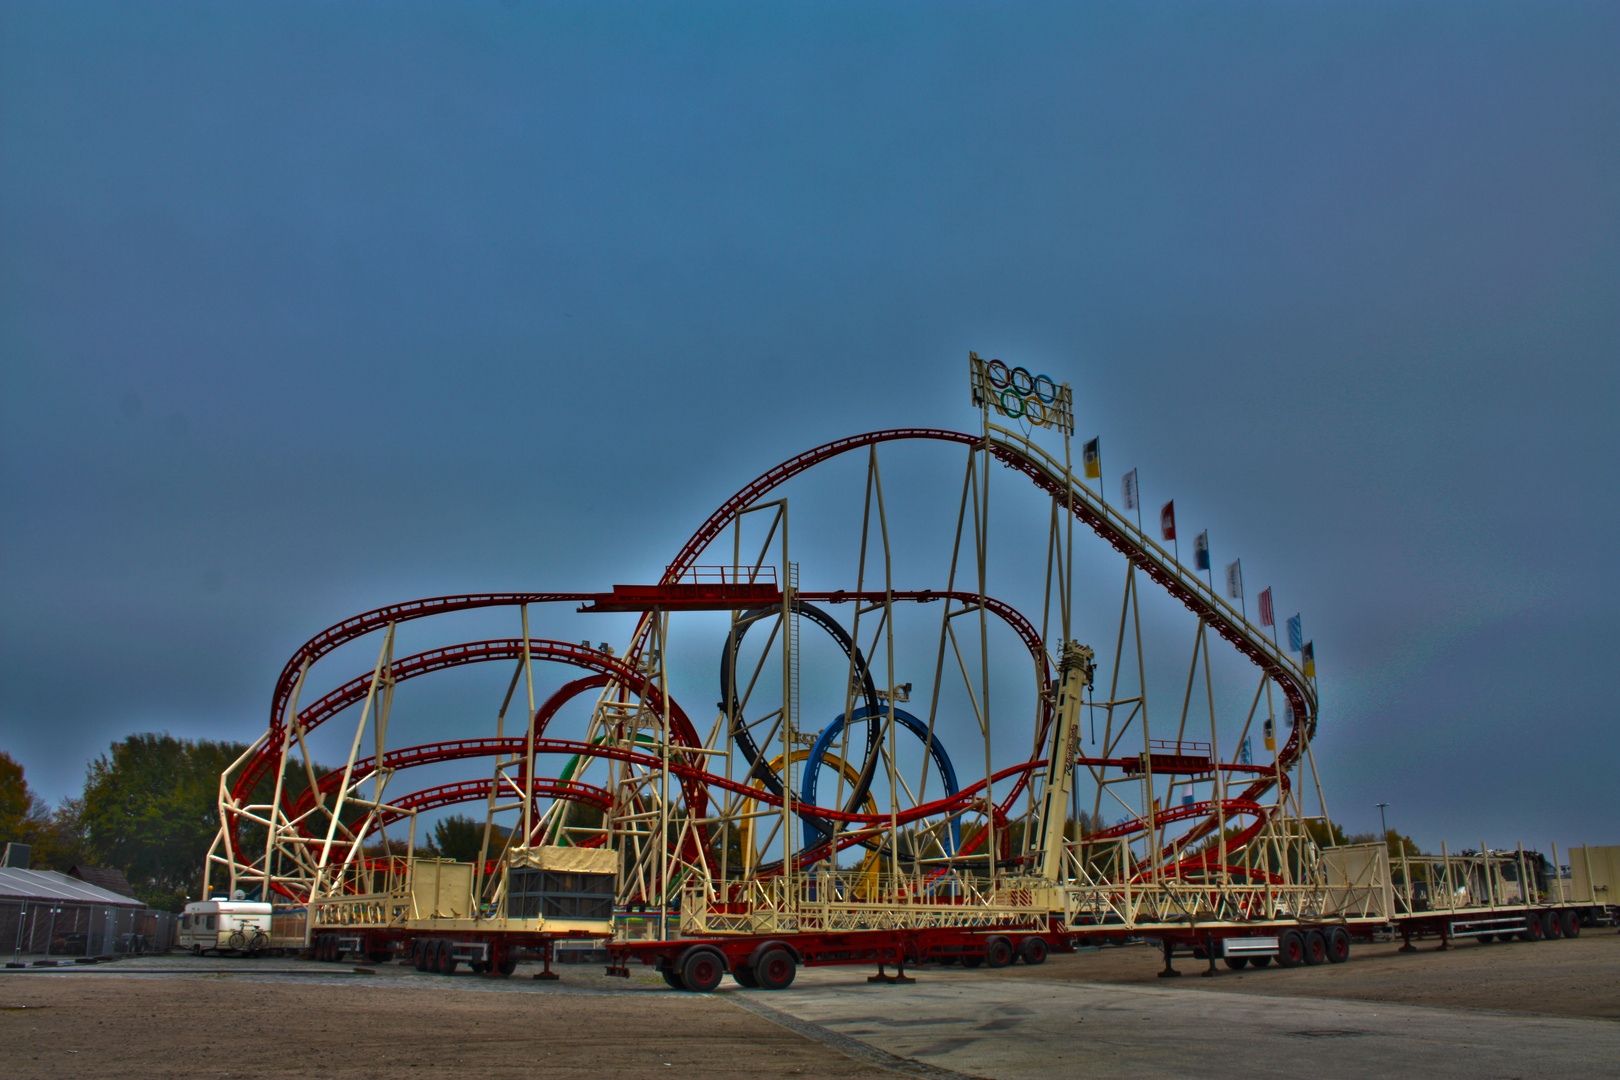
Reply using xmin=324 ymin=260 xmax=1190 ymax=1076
xmin=2 ymin=2 xmax=1616 ymax=850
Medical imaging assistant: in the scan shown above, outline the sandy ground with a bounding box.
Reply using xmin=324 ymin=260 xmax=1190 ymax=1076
xmin=0 ymin=968 xmax=890 ymax=1080
xmin=984 ymin=928 xmax=1620 ymax=1019
xmin=2 ymin=930 xmax=1615 ymax=1079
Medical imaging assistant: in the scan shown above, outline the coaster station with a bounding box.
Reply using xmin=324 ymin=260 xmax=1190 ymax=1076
xmin=204 ymin=358 xmax=1615 ymax=987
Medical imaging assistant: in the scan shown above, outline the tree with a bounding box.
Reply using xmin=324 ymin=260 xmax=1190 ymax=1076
xmin=0 ymin=751 xmax=38 ymax=843
xmin=79 ymin=734 xmax=248 ymax=911
xmin=434 ymin=814 xmax=496 ymax=862
xmin=0 ymin=751 xmax=85 ymax=870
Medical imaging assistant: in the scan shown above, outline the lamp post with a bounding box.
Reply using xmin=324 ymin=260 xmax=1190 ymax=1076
xmin=1376 ymin=803 xmax=1389 ymax=839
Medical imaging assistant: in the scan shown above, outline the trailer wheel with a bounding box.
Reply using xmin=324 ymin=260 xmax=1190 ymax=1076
xmin=1249 ymin=954 xmax=1272 ymax=968
xmin=960 ymin=954 xmax=983 ymax=968
xmin=1018 ymin=937 xmax=1048 ymax=965
xmin=1561 ymin=910 xmax=1580 ymax=938
xmin=1521 ymin=915 xmax=1544 ymax=942
xmin=678 ymin=947 xmax=725 ymax=993
xmin=985 ymin=936 xmax=1015 ymax=968
xmin=661 ymin=964 xmax=685 ymax=990
xmin=1223 ymin=956 xmax=1249 ymax=970
xmin=1543 ymin=911 xmax=1562 ymax=939
xmin=1303 ymin=931 xmax=1327 ymax=966
xmin=1326 ymin=927 xmax=1350 ymax=963
xmin=497 ymin=957 xmax=519 ymax=976
xmin=412 ymin=940 xmax=427 ymax=971
xmin=755 ymin=947 xmax=797 ymax=990
xmin=435 ymin=940 xmax=458 ymax=975
xmin=732 ymin=965 xmax=758 ymax=987
xmin=1277 ymin=930 xmax=1306 ymax=967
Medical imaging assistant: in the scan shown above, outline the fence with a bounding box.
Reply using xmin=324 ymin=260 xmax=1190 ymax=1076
xmin=2 ymin=899 xmax=175 ymax=962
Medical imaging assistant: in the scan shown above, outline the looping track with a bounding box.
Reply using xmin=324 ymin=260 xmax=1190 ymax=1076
xmin=227 ymin=426 xmax=1317 ymax=898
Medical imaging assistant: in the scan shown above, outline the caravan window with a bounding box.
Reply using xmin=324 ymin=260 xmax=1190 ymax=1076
xmin=206 ymin=915 xmax=217 ymax=931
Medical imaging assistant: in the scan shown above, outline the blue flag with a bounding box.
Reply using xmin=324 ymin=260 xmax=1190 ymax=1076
xmin=1194 ymin=530 xmax=1209 ymax=571
xmin=1287 ymin=614 xmax=1302 ymax=652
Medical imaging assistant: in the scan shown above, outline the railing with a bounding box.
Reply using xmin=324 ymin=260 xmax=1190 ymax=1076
xmin=678 ymin=868 xmax=1046 ymax=936
xmin=984 ymin=424 xmax=1313 ymax=702
xmin=665 ymin=565 xmax=777 ymax=586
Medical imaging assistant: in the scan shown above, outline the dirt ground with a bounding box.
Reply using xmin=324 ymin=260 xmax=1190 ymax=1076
xmin=0 ymin=974 xmax=890 ymax=1080
xmin=996 ymin=927 xmax=1620 ymax=1019
xmin=3 ymin=930 xmax=1615 ymax=1079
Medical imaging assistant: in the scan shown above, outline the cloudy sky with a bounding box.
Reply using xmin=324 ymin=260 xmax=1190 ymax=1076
xmin=2 ymin=1 xmax=1616 ymax=851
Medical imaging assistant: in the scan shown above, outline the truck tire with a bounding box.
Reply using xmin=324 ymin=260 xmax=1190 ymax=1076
xmin=1303 ymin=930 xmax=1327 ymax=965
xmin=1326 ymin=927 xmax=1351 ymax=963
xmin=1561 ymin=910 xmax=1581 ymax=938
xmin=412 ymin=940 xmax=427 ymax=971
xmin=1249 ymin=955 xmax=1272 ymax=968
xmin=1018 ymin=937 xmax=1049 ymax=965
xmin=754 ymin=947 xmax=797 ymax=990
xmin=1520 ymin=915 xmax=1544 ymax=942
xmin=661 ymin=964 xmax=685 ymax=990
xmin=985 ymin=936 xmax=1015 ymax=968
xmin=1542 ymin=911 xmax=1562 ymax=939
xmin=732 ymin=965 xmax=758 ymax=987
xmin=1223 ymin=956 xmax=1249 ymax=970
xmin=435 ymin=940 xmax=458 ymax=975
xmin=1276 ymin=930 xmax=1306 ymax=967
xmin=678 ymin=947 xmax=725 ymax=993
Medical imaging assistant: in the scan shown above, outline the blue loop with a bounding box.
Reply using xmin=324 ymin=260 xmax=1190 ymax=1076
xmin=800 ymin=706 xmax=961 ymax=855
xmin=1033 ymin=374 xmax=1057 ymax=403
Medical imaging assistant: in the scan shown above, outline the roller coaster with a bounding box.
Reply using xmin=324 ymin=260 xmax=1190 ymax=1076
xmin=205 ymin=357 xmax=1615 ymax=987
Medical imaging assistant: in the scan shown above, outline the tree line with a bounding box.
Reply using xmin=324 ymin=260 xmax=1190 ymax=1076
xmin=0 ymin=736 xmax=487 ymax=912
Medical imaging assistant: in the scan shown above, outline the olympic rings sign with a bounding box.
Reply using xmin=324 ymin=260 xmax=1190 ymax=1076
xmin=969 ymin=352 xmax=1073 ymax=435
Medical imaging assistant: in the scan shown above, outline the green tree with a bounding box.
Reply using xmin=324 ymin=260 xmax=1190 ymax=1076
xmin=433 ymin=814 xmax=492 ymax=862
xmin=80 ymin=735 xmax=247 ymax=911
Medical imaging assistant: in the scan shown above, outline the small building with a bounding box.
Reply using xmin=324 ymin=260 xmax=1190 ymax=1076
xmin=67 ymin=864 xmax=139 ymax=899
xmin=0 ymin=865 xmax=152 ymax=961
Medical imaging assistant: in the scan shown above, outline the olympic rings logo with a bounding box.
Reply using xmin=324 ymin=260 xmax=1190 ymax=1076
xmin=970 ymin=353 xmax=1072 ymax=435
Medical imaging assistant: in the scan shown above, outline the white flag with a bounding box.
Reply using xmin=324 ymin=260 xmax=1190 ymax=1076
xmin=1226 ymin=559 xmax=1243 ymax=600
xmin=1121 ymin=469 xmax=1138 ymax=510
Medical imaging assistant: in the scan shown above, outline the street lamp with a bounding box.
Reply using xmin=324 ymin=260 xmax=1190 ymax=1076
xmin=1376 ymin=803 xmax=1389 ymax=839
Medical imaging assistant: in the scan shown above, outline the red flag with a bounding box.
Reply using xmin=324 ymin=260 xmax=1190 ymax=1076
xmin=1160 ymin=500 xmax=1176 ymax=542
xmin=1258 ymin=587 xmax=1274 ymax=627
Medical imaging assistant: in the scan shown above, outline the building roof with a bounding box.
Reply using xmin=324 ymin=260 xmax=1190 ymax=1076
xmin=67 ymin=864 xmax=138 ymax=898
xmin=0 ymin=867 xmax=145 ymax=908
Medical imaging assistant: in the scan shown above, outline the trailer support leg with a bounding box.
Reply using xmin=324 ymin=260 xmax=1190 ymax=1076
xmin=1398 ymin=929 xmax=1416 ymax=953
xmin=1201 ymin=937 xmax=1219 ymax=978
xmin=868 ymin=950 xmax=916 ymax=984
xmin=1158 ymin=940 xmax=1181 ymax=978
xmin=1434 ymin=929 xmax=1450 ymax=952
xmin=533 ymin=940 xmax=559 ymax=981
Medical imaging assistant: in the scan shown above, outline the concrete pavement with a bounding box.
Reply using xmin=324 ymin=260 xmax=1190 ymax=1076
xmin=750 ymin=965 xmax=1620 ymax=1080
